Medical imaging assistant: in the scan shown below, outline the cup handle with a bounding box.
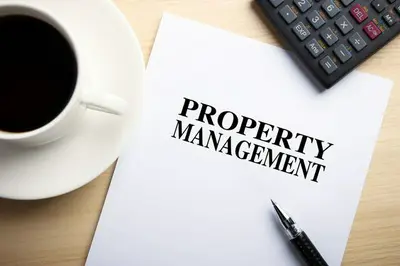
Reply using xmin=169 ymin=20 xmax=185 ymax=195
xmin=81 ymin=91 xmax=127 ymax=116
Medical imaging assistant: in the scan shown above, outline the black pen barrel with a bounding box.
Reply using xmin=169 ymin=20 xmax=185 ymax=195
xmin=290 ymin=231 xmax=329 ymax=266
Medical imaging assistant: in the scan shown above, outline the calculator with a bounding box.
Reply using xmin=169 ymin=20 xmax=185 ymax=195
xmin=256 ymin=0 xmax=400 ymax=88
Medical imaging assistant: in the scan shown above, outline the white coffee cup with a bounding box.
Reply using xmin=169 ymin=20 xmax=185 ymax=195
xmin=0 ymin=4 xmax=127 ymax=147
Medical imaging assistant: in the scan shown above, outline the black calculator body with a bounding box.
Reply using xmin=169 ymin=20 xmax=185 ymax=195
xmin=256 ymin=0 xmax=400 ymax=89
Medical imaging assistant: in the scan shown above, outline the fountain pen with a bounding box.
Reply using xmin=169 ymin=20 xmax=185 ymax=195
xmin=271 ymin=200 xmax=329 ymax=266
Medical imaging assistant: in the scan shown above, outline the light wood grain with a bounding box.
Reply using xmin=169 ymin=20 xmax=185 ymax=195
xmin=0 ymin=0 xmax=399 ymax=265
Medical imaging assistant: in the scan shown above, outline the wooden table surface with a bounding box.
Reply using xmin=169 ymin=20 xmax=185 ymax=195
xmin=0 ymin=0 xmax=399 ymax=265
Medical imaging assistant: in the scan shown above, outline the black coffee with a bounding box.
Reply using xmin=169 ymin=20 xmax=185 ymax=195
xmin=0 ymin=15 xmax=78 ymax=133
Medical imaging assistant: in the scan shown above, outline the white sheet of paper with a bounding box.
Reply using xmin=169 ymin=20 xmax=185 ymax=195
xmin=86 ymin=14 xmax=393 ymax=266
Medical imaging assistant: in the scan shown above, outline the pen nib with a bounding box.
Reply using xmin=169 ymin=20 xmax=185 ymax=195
xmin=271 ymin=199 xmax=278 ymax=207
xmin=270 ymin=199 xmax=295 ymax=231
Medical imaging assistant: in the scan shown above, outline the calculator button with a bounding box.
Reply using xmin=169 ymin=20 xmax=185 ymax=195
xmin=396 ymin=4 xmax=400 ymax=15
xmin=383 ymin=12 xmax=397 ymax=27
xmin=306 ymin=39 xmax=324 ymax=57
xmin=348 ymin=32 xmax=367 ymax=51
xmin=279 ymin=5 xmax=298 ymax=24
xmin=350 ymin=4 xmax=368 ymax=23
xmin=363 ymin=21 xmax=382 ymax=40
xmin=322 ymin=1 xmax=340 ymax=18
xmin=335 ymin=15 xmax=353 ymax=35
xmin=340 ymin=0 xmax=354 ymax=7
xmin=269 ymin=0 xmax=284 ymax=7
xmin=320 ymin=56 xmax=338 ymax=74
xmin=334 ymin=44 xmax=352 ymax=63
xmin=294 ymin=0 xmax=312 ymax=12
xmin=371 ymin=0 xmax=387 ymax=13
xmin=320 ymin=27 xmax=339 ymax=46
xmin=307 ymin=10 xmax=326 ymax=29
xmin=292 ymin=22 xmax=311 ymax=40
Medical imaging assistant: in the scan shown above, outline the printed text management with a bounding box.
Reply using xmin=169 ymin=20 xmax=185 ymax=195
xmin=171 ymin=98 xmax=334 ymax=183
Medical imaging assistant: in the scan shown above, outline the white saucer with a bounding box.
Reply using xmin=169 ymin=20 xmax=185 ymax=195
xmin=0 ymin=0 xmax=144 ymax=200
